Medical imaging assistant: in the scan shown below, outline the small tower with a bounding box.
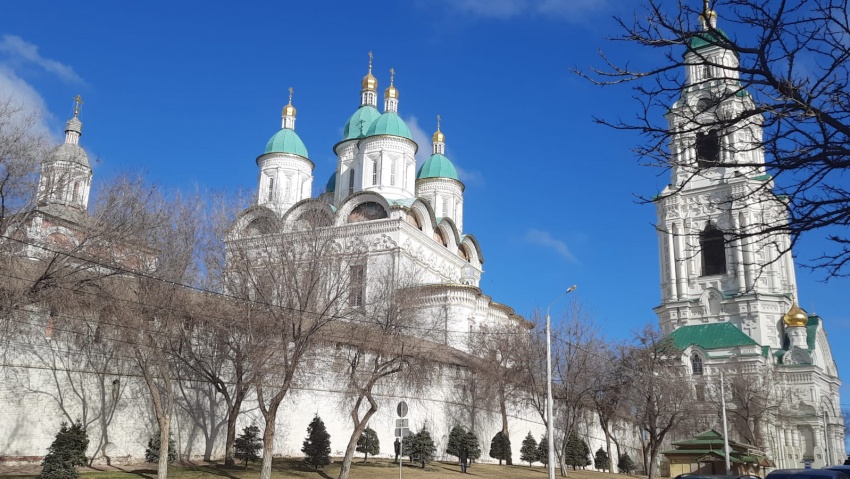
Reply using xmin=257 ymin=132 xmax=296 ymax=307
xmin=416 ymin=116 xmax=465 ymax=231
xmin=783 ymin=299 xmax=809 ymax=349
xmin=361 ymin=52 xmax=378 ymax=108
xmin=257 ymin=88 xmax=314 ymax=216
xmin=384 ymin=68 xmax=398 ymax=113
xmin=37 ymin=95 xmax=92 ymax=211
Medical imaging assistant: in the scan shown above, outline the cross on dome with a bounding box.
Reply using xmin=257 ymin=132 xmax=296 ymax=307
xmin=73 ymin=95 xmax=83 ymax=118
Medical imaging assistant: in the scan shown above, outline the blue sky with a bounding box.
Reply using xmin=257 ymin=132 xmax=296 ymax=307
xmin=3 ymin=1 xmax=848 ymax=407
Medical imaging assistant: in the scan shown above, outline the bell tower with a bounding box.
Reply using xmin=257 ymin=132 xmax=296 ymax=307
xmin=653 ymin=7 xmax=798 ymax=349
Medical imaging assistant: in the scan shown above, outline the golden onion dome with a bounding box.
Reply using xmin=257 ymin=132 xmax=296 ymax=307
xmin=283 ymin=87 xmax=296 ymax=117
xmin=783 ymin=299 xmax=808 ymax=328
xmin=432 ymin=115 xmax=444 ymax=143
xmin=385 ymin=68 xmax=398 ymax=99
xmin=362 ymin=52 xmax=378 ymax=91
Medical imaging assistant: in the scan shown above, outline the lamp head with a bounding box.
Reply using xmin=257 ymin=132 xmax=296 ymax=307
xmin=566 ymin=285 xmax=577 ymax=293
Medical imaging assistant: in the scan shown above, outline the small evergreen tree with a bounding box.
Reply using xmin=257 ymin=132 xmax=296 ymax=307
xmin=537 ymin=435 xmax=548 ymax=465
xmin=145 ymin=430 xmax=176 ymax=464
xmin=618 ymin=453 xmax=636 ymax=474
xmin=40 ymin=421 xmax=89 ymax=479
xmin=564 ymin=432 xmax=590 ymax=470
xmin=520 ymin=432 xmax=539 ymax=466
xmin=355 ymin=428 xmax=380 ymax=463
xmin=464 ymin=431 xmax=481 ymax=462
xmin=401 ymin=426 xmax=436 ymax=468
xmin=233 ymin=425 xmax=262 ymax=469
xmin=594 ymin=447 xmax=610 ymax=471
xmin=446 ymin=426 xmax=466 ymax=459
xmin=302 ymin=414 xmax=331 ymax=470
xmin=489 ymin=431 xmax=511 ymax=465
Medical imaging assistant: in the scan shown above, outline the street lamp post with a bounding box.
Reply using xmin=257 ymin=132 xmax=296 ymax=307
xmin=720 ymin=369 xmax=731 ymax=475
xmin=546 ymin=285 xmax=576 ymax=479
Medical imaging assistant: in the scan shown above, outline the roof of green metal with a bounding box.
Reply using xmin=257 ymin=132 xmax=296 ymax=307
xmin=326 ymin=172 xmax=336 ymax=193
xmin=417 ymin=154 xmax=459 ymax=180
xmin=342 ymin=106 xmax=381 ymax=140
xmin=751 ymin=174 xmax=771 ymax=181
xmin=689 ymin=28 xmax=730 ymax=50
xmin=668 ymin=323 xmax=759 ymax=350
xmin=265 ymin=128 xmax=309 ymax=158
xmin=365 ymin=112 xmax=412 ymax=140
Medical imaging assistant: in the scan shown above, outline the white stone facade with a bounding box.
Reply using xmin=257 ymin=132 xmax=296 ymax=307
xmin=654 ymin=15 xmax=844 ymax=469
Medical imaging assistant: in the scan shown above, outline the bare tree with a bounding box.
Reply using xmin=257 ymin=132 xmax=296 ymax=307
xmin=623 ymin=325 xmax=693 ymax=479
xmin=469 ymin=315 xmax=535 ymax=466
xmin=550 ymin=300 xmax=604 ymax=476
xmin=591 ymin=343 xmax=630 ymax=473
xmin=333 ymin=259 xmax=437 ymax=479
xmin=226 ymin=208 xmax=355 ymax=479
xmin=579 ymin=0 xmax=850 ymax=277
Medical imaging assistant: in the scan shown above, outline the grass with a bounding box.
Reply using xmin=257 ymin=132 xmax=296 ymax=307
xmin=0 ymin=458 xmax=640 ymax=479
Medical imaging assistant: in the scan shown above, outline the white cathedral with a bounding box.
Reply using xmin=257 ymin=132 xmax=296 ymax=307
xmin=654 ymin=8 xmax=845 ymax=470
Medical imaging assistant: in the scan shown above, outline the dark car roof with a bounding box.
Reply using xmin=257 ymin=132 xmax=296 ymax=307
xmin=674 ymin=475 xmax=760 ymax=479
xmin=766 ymin=469 xmax=850 ymax=479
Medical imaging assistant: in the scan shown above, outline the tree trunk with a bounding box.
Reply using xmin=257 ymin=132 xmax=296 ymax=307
xmin=605 ymin=430 xmax=613 ymax=473
xmin=259 ymin=401 xmax=279 ymax=479
xmin=499 ymin=386 xmax=512 ymax=465
xmin=158 ymin=417 xmax=171 ymax=479
xmin=224 ymin=397 xmax=243 ymax=466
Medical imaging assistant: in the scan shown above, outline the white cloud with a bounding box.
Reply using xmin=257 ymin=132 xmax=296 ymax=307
xmin=445 ymin=0 xmax=609 ymax=20
xmin=0 ymin=65 xmax=54 ymax=139
xmin=405 ymin=114 xmax=485 ymax=186
xmin=0 ymin=35 xmax=84 ymax=84
xmin=526 ymin=228 xmax=577 ymax=262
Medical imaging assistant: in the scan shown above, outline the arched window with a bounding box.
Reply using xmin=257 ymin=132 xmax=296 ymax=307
xmin=267 ymin=177 xmax=274 ymax=202
xmin=703 ymin=64 xmax=712 ymax=80
xmin=700 ymin=224 xmax=727 ymax=276
xmin=348 ymin=169 xmax=355 ymax=195
xmin=372 ymin=161 xmax=378 ymax=185
xmin=347 ymin=201 xmax=388 ymax=223
xmin=696 ymin=130 xmax=720 ymax=168
xmin=390 ymin=159 xmax=397 ymax=186
xmin=691 ymin=354 xmax=704 ymax=375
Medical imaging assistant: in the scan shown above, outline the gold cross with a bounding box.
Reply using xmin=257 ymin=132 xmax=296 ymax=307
xmin=390 ymin=68 xmax=395 ymax=84
xmin=73 ymin=95 xmax=83 ymax=118
xmin=436 ymin=114 xmax=441 ymax=131
xmin=703 ymin=0 xmax=710 ymax=12
xmin=368 ymin=51 xmax=373 ymax=71
xmin=288 ymin=87 xmax=293 ymax=104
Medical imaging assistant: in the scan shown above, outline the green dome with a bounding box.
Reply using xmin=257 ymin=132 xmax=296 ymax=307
xmin=365 ymin=112 xmax=412 ymax=140
xmin=326 ymin=172 xmax=336 ymax=192
xmin=342 ymin=106 xmax=381 ymax=140
xmin=265 ymin=128 xmax=309 ymax=158
xmin=417 ymin=154 xmax=459 ymax=181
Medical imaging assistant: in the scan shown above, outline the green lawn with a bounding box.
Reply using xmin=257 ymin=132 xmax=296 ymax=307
xmin=0 ymin=458 xmax=640 ymax=479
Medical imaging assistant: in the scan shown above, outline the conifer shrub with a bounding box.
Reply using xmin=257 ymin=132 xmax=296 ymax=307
xmin=618 ymin=453 xmax=636 ymax=474
xmin=537 ymin=435 xmax=549 ymax=465
xmin=520 ymin=432 xmax=539 ymax=466
xmin=234 ymin=425 xmax=262 ymax=469
xmin=355 ymin=428 xmax=380 ymax=463
xmin=564 ymin=432 xmax=591 ymax=469
xmin=489 ymin=431 xmax=511 ymax=465
xmin=302 ymin=415 xmax=331 ymax=470
xmin=594 ymin=447 xmax=610 ymax=471
xmin=40 ymin=421 xmax=89 ymax=479
xmin=145 ymin=430 xmax=176 ymax=464
xmin=401 ymin=426 xmax=436 ymax=468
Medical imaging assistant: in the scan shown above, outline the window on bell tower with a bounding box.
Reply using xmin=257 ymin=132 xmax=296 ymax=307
xmin=268 ymin=177 xmax=274 ymax=202
xmin=696 ymin=130 xmax=720 ymax=168
xmin=349 ymin=169 xmax=355 ymax=195
xmin=691 ymin=354 xmax=704 ymax=375
xmin=700 ymin=224 xmax=727 ymax=276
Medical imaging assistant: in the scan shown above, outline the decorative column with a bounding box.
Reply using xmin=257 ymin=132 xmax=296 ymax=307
xmin=733 ymin=213 xmax=746 ymax=293
xmin=667 ymin=227 xmax=679 ymax=299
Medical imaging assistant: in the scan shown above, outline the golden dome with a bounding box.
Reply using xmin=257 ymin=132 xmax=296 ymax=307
xmin=362 ymin=51 xmax=378 ymax=91
xmin=283 ymin=87 xmax=296 ymax=117
xmin=783 ymin=299 xmax=808 ymax=328
xmin=384 ymin=68 xmax=398 ymax=99
xmin=432 ymin=115 xmax=444 ymax=143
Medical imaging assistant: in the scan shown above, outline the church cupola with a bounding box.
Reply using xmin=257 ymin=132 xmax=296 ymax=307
xmin=37 ymin=95 xmax=93 ymax=211
xmin=432 ymin=115 xmax=445 ymax=155
xmin=384 ymin=68 xmax=399 ymax=113
xmin=783 ymin=298 xmax=809 ymax=348
xmin=361 ymin=52 xmax=378 ymax=108
xmin=416 ymin=116 xmax=465 ymax=232
xmin=281 ymin=87 xmax=297 ymax=130
xmin=257 ymin=88 xmax=314 ymax=216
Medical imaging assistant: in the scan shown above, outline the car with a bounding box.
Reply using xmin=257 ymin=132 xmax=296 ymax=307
xmin=826 ymin=467 xmax=850 ymax=474
xmin=673 ymin=475 xmax=761 ymax=479
xmin=766 ymin=469 xmax=850 ymax=479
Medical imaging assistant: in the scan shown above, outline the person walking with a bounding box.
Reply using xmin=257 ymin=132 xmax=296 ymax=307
xmin=460 ymin=448 xmax=469 ymax=473
xmin=394 ymin=438 xmax=401 ymax=463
